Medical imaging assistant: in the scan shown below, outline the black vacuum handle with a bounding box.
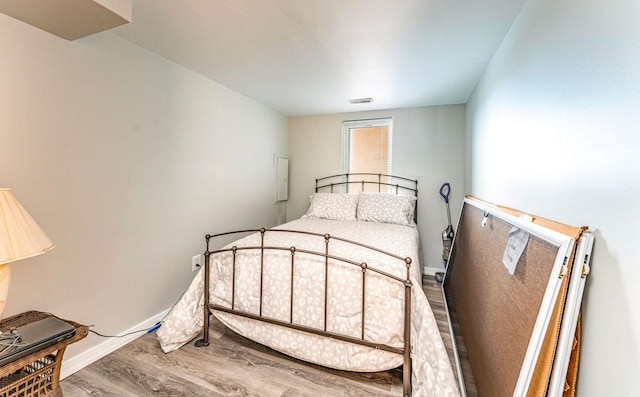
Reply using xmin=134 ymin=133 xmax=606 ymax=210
xmin=440 ymin=182 xmax=453 ymax=226
xmin=439 ymin=183 xmax=450 ymax=204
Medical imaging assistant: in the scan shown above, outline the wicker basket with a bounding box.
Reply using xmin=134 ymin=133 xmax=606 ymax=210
xmin=0 ymin=311 xmax=88 ymax=397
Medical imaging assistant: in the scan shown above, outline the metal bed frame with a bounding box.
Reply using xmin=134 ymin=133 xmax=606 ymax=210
xmin=195 ymin=173 xmax=419 ymax=396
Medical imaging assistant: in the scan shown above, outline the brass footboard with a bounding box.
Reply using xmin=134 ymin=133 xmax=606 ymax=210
xmin=195 ymin=228 xmax=414 ymax=397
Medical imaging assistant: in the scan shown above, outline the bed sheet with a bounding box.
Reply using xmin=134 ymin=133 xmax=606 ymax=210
xmin=157 ymin=218 xmax=459 ymax=396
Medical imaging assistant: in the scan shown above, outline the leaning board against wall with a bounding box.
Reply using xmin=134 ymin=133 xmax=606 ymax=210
xmin=443 ymin=196 xmax=593 ymax=397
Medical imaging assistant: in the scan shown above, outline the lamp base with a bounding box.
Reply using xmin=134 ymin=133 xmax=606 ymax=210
xmin=0 ymin=264 xmax=11 ymax=320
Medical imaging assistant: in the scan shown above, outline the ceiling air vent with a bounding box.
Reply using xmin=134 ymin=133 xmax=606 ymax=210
xmin=348 ymin=97 xmax=373 ymax=104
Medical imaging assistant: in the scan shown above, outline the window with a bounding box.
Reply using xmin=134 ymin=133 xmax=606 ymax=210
xmin=341 ymin=118 xmax=393 ymax=191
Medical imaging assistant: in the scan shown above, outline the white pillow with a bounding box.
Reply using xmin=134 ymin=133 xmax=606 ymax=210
xmin=304 ymin=193 xmax=359 ymax=221
xmin=356 ymin=193 xmax=417 ymax=225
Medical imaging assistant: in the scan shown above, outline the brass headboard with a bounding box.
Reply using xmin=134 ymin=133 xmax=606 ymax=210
xmin=315 ymin=172 xmax=418 ymax=196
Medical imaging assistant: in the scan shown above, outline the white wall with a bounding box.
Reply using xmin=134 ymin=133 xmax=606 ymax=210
xmin=0 ymin=14 xmax=287 ymax=360
xmin=466 ymin=0 xmax=640 ymax=394
xmin=288 ymin=106 xmax=465 ymax=271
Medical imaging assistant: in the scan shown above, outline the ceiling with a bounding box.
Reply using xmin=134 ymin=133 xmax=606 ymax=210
xmin=112 ymin=0 xmax=526 ymax=116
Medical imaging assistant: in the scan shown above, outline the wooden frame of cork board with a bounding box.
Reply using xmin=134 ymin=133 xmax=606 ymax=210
xmin=443 ymin=196 xmax=587 ymax=396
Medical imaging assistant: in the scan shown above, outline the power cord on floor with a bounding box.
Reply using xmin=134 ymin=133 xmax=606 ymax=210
xmin=88 ymin=322 xmax=162 ymax=338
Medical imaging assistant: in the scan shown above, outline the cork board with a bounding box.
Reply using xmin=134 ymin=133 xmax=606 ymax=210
xmin=443 ymin=198 xmax=578 ymax=396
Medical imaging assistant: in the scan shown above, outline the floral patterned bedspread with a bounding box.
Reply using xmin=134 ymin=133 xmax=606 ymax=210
xmin=157 ymin=218 xmax=459 ymax=396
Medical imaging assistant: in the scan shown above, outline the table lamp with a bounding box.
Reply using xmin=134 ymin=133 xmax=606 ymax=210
xmin=0 ymin=188 xmax=55 ymax=319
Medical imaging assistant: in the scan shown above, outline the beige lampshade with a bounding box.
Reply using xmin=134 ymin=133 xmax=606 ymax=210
xmin=0 ymin=188 xmax=55 ymax=264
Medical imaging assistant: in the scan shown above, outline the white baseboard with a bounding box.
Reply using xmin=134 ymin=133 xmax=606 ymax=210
xmin=60 ymin=309 xmax=169 ymax=380
xmin=423 ymin=266 xmax=445 ymax=276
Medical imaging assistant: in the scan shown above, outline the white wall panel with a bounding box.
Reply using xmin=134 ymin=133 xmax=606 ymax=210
xmin=466 ymin=0 xmax=640 ymax=394
xmin=0 ymin=13 xmax=286 ymax=359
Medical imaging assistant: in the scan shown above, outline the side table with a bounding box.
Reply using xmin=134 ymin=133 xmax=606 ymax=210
xmin=0 ymin=311 xmax=88 ymax=397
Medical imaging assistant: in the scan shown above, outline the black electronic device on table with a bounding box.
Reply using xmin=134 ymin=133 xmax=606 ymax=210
xmin=0 ymin=316 xmax=76 ymax=366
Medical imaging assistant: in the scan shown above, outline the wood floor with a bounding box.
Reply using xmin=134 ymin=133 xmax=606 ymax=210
xmin=62 ymin=276 xmax=462 ymax=397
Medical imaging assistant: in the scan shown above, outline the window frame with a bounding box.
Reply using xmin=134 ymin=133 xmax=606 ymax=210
xmin=340 ymin=117 xmax=393 ymax=175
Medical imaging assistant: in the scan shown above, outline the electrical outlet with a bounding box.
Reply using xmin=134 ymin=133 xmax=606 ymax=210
xmin=192 ymin=254 xmax=202 ymax=272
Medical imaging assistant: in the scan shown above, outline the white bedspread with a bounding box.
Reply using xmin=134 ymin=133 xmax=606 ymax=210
xmin=158 ymin=218 xmax=459 ymax=396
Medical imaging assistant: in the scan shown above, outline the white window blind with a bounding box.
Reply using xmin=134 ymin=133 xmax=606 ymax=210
xmin=341 ymin=118 xmax=393 ymax=191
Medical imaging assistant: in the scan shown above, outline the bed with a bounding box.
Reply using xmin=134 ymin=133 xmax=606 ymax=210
xmin=157 ymin=174 xmax=459 ymax=397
